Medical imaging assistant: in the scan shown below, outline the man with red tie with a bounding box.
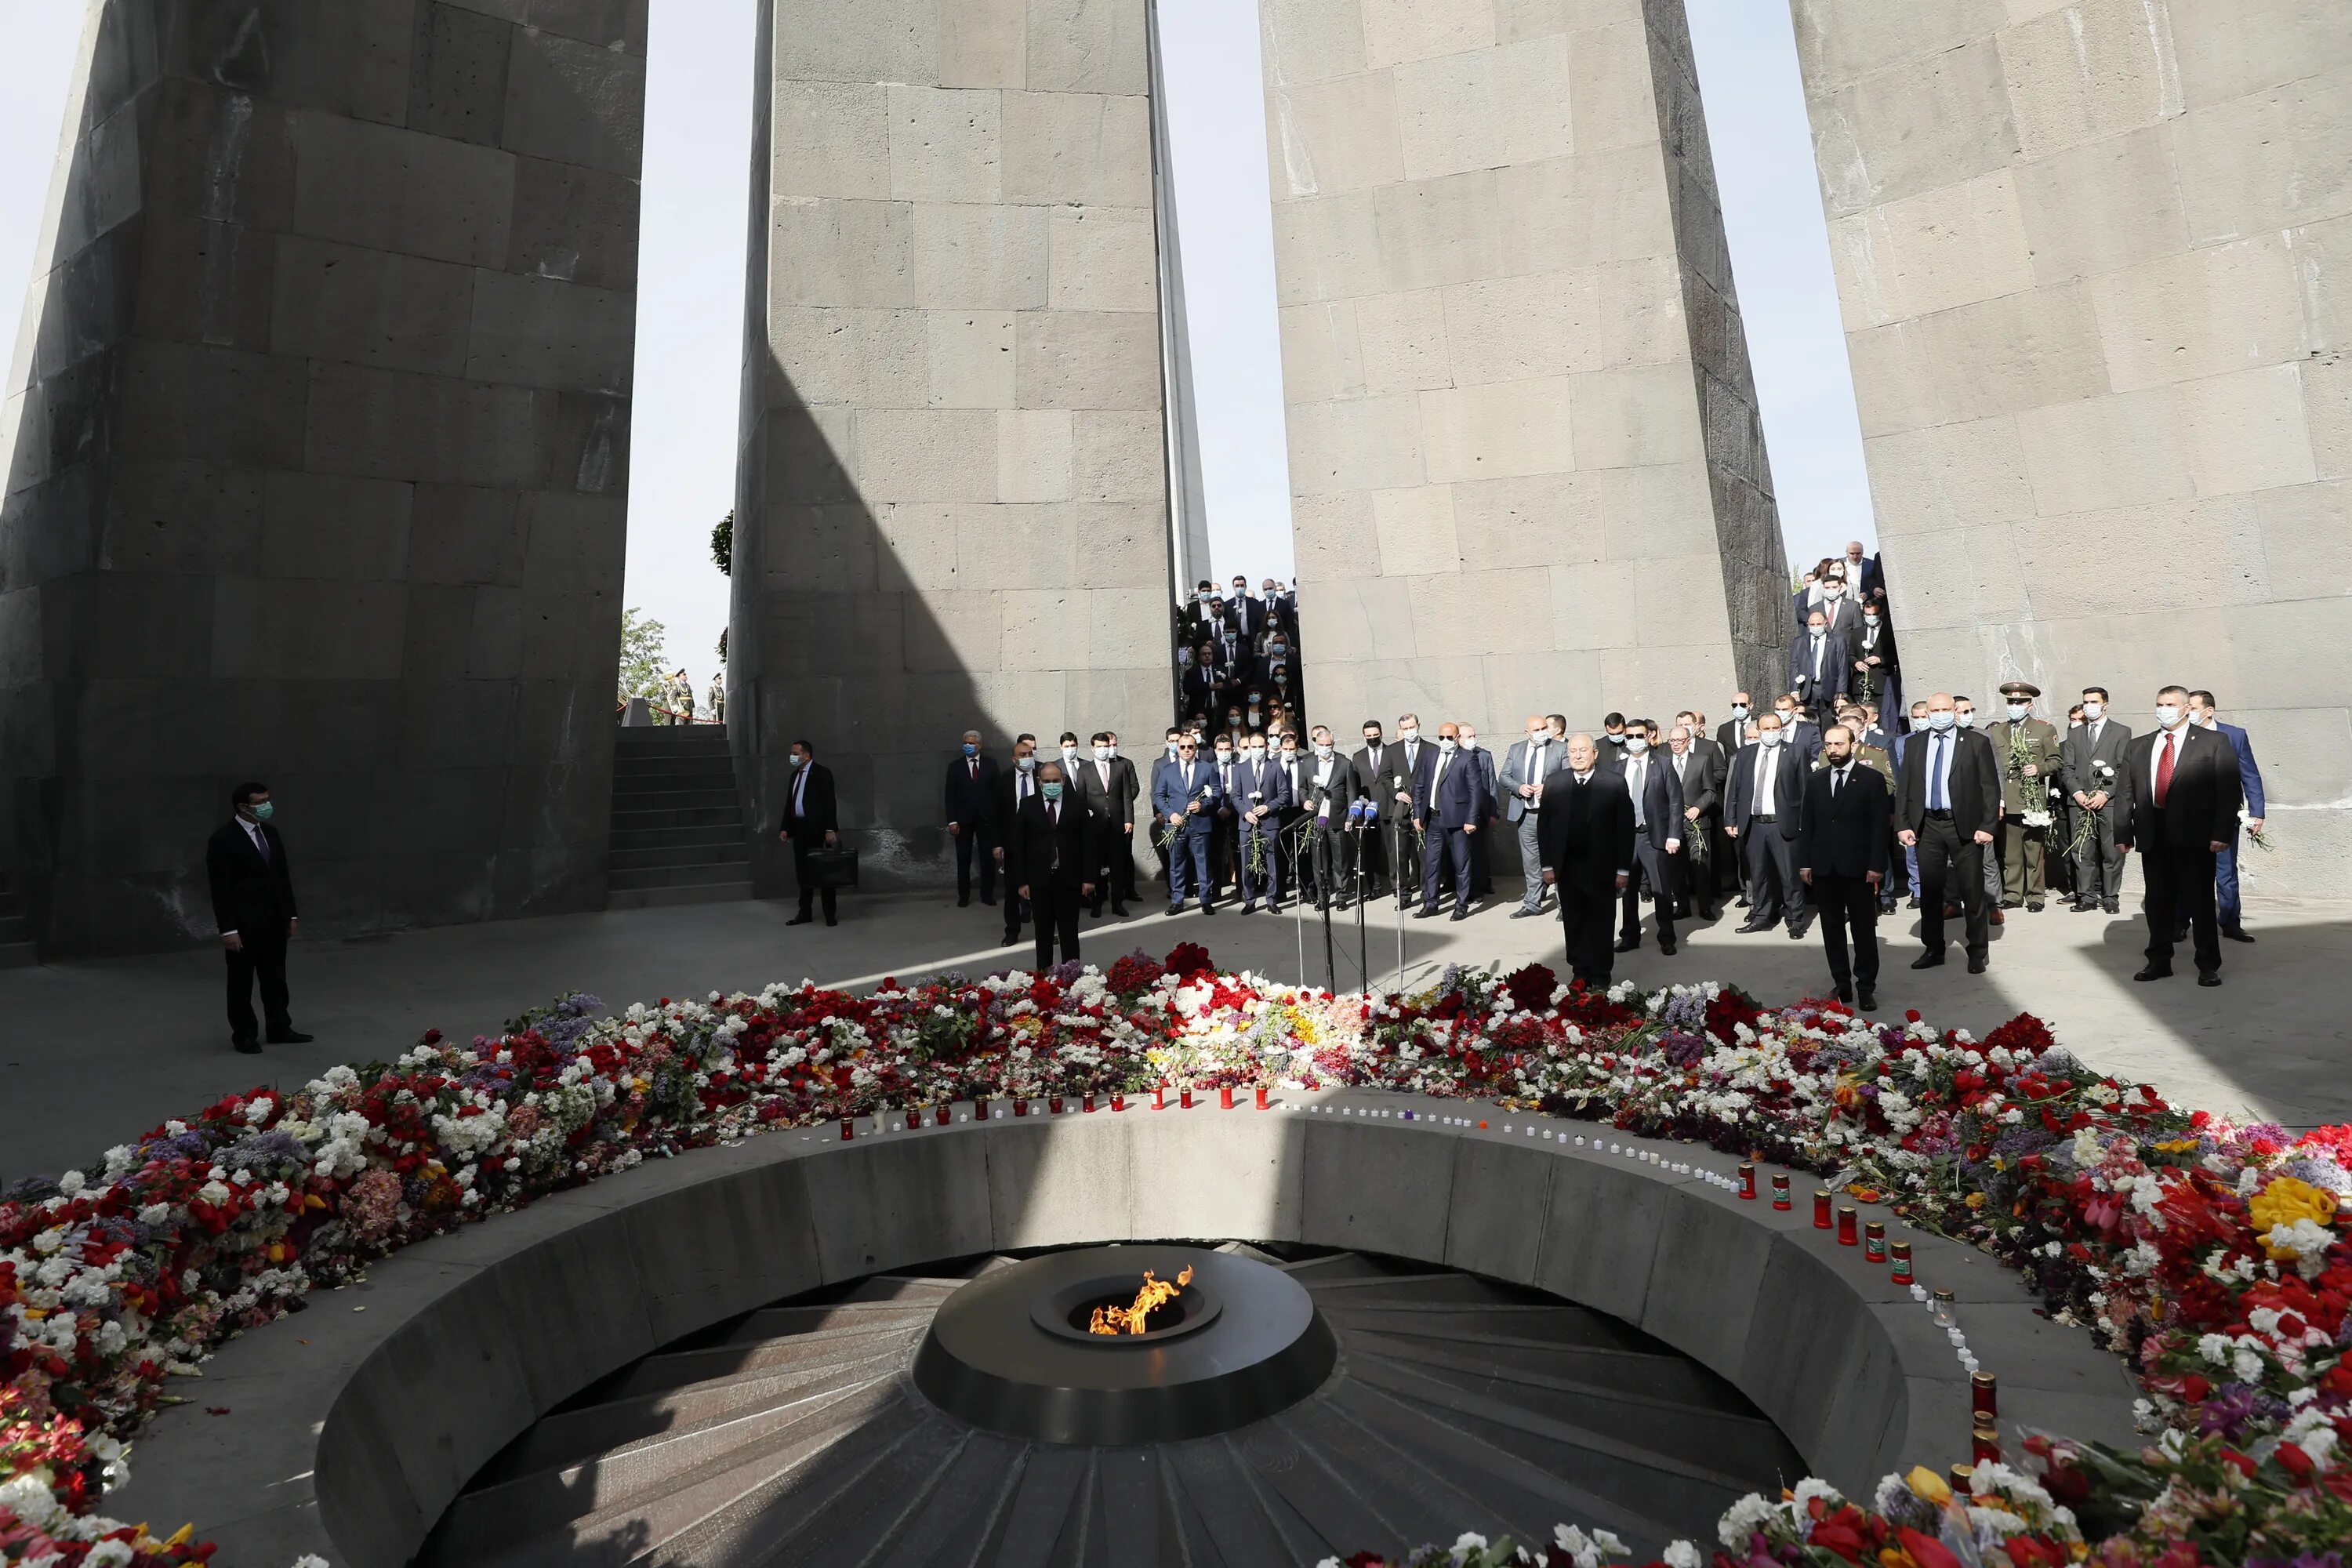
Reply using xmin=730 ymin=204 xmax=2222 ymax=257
xmin=1014 ymin=762 xmax=1096 ymax=971
xmin=2115 ymin=685 xmax=2241 ymax=985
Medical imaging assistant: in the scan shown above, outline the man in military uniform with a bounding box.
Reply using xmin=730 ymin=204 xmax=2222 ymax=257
xmin=1987 ymin=681 xmax=2063 ymax=912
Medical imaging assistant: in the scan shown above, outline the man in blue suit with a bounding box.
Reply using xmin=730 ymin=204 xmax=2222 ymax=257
xmin=1413 ymin=722 xmax=1491 ymax=922
xmin=2185 ymin=692 xmax=2264 ymax=942
xmin=1151 ymin=735 xmax=1224 ymax=916
xmin=943 ymin=730 xmax=1000 ymax=908
xmin=1232 ymin=732 xmax=1292 ymax=913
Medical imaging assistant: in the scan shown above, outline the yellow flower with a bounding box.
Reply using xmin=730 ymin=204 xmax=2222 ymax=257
xmin=1965 ymin=1191 xmax=1987 ymax=1210
xmin=2249 ymin=1175 xmax=2338 ymax=1259
xmin=1906 ymin=1465 xmax=1951 ymax=1506
xmin=2153 ymin=1138 xmax=2200 ymax=1155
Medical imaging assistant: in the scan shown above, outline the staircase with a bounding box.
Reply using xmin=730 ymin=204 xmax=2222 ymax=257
xmin=606 ymin=726 xmax=755 ymax=909
xmin=0 ymin=875 xmax=33 ymax=968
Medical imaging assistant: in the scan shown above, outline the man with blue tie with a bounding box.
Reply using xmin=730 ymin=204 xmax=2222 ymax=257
xmin=1895 ymin=691 xmax=2002 ymax=973
xmin=942 ymin=729 xmax=1000 ymax=909
xmin=1233 ymin=732 xmax=1291 ymax=913
xmin=1152 ymin=736 xmax=1223 ymax=916
xmin=2183 ymin=692 xmax=2264 ymax=943
xmin=1615 ymin=724 xmax=1685 ymax=956
xmin=1413 ymin=722 xmax=1491 ymax=922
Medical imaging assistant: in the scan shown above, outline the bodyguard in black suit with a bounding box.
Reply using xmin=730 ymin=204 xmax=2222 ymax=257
xmin=2114 ymin=691 xmax=2241 ymax=985
xmin=1537 ymin=736 xmax=1635 ymax=989
xmin=1797 ymin=727 xmax=1892 ymax=1007
xmin=1352 ymin=722 xmax=1406 ymax=897
xmin=1724 ymin=722 xmax=1809 ymax=935
xmin=1075 ymin=733 xmax=1139 ymax=916
xmin=206 ymin=782 xmax=307 ymax=1054
xmin=1893 ymin=695 xmax=2002 ymax=972
xmin=943 ymin=732 xmax=1000 ymax=907
xmin=1014 ymin=765 xmax=1097 ymax=971
xmin=1414 ymin=727 xmax=1490 ymax=921
xmin=1613 ymin=738 xmax=1684 ymax=954
xmin=993 ymin=739 xmax=1043 ymax=945
xmin=775 ymin=739 xmax=840 ymax=927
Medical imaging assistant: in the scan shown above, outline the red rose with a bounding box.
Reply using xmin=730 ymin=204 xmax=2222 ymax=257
xmin=2274 ymin=1442 xmax=2315 ymax=1481
xmin=1898 ymin=1527 xmax=1965 ymax=1568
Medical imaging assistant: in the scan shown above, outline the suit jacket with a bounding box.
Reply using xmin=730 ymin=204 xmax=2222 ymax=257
xmin=1796 ymin=764 xmax=1893 ymax=880
xmin=994 ymin=766 xmax=1045 ymax=835
xmin=1225 ymin=595 xmax=1269 ymax=641
xmin=1076 ymin=755 xmax=1139 ymax=830
xmin=1151 ymin=757 xmax=1225 ymax=826
xmin=1537 ymin=768 xmax=1635 ymax=890
xmin=1497 ymin=736 xmax=1562 ymax=823
xmin=1788 ymin=628 xmax=1853 ymax=702
xmin=1617 ymin=753 xmax=1686 ymax=851
xmin=206 ymin=818 xmax=297 ymax=935
xmin=944 ymin=753 xmax=998 ymax=829
xmin=1781 ymin=720 xmax=1823 ymax=768
xmin=1012 ymin=793 xmax=1094 ymax=891
xmin=1297 ymin=752 xmax=1358 ymax=822
xmin=2214 ymin=722 xmax=2266 ymax=818
xmin=1392 ymin=740 xmax=1436 ymax=817
xmin=1353 ymin=742 xmax=1407 ymax=821
xmin=1180 ymin=664 xmax=1222 ymax=715
xmin=1668 ymin=743 xmax=1724 ymax=827
xmin=1715 ymin=718 xmax=1749 ymax=757
xmin=1893 ymin=728 xmax=2001 ymax=840
xmin=1416 ymin=748 xmax=1490 ymax=830
xmin=778 ymin=760 xmax=839 ymax=837
xmin=1849 ymin=617 xmax=1899 ymax=681
xmin=1232 ymin=755 xmax=1292 ymax=819
xmin=2060 ymin=717 xmax=2132 ymax=800
xmin=2118 ymin=725 xmax=2241 ymax=851
xmin=1468 ymin=746 xmax=1499 ymax=820
xmin=1724 ymin=742 xmax=1809 ymax=839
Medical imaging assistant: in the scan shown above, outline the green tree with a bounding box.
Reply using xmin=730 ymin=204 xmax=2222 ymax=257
xmin=617 ymin=607 xmax=668 ymax=701
xmin=712 ymin=510 xmax=732 ymax=575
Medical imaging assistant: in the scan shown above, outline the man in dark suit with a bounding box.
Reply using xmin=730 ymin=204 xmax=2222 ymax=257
xmin=1412 ymin=723 xmax=1490 ymax=920
xmin=207 ymin=782 xmax=310 ymax=1054
xmin=1181 ymin=640 xmax=1223 ymax=717
xmin=1274 ymin=730 xmax=1311 ymax=908
xmin=1537 ymin=735 xmax=1635 ymax=989
xmin=1894 ymin=692 xmax=2002 ymax=973
xmin=993 ymin=735 xmax=1041 ymax=945
xmin=1724 ymin=714 xmax=1809 ymax=937
xmin=2059 ymin=687 xmax=2131 ymax=914
xmin=1151 ymin=736 xmax=1222 ymax=915
xmin=1666 ymin=720 xmax=1724 ymax=921
xmin=1849 ymin=600 xmax=1898 ymax=720
xmin=2116 ymin=688 xmax=2241 ymax=985
xmin=1715 ymin=693 xmax=1751 ymax=759
xmin=1225 ymin=575 xmax=1269 ymax=641
xmin=1797 ymin=725 xmax=1892 ymax=1008
xmin=1232 ymin=731 xmax=1292 ymax=913
xmin=1353 ymin=720 xmax=1405 ymax=899
xmin=774 ymin=739 xmax=841 ymax=927
xmin=1772 ymin=692 xmax=1823 ymax=767
xmin=943 ymin=730 xmax=999 ymax=908
xmin=1462 ymin=725 xmax=1500 ymax=898
xmin=1301 ymin=726 xmax=1359 ymax=910
xmin=1014 ymin=763 xmax=1096 ymax=971
xmin=1614 ymin=728 xmax=1685 ymax=955
xmin=2185 ymin=691 xmax=2265 ymax=943
xmin=1788 ymin=608 xmax=1851 ymax=710
xmin=1076 ymin=731 xmax=1140 ymax=917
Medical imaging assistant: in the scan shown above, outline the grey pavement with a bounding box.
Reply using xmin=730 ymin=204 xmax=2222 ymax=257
xmin=2 ymin=880 xmax=2343 ymax=1185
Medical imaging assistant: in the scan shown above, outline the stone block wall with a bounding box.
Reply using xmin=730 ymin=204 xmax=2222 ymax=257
xmin=0 ymin=0 xmax=644 ymax=953
xmin=1791 ymin=0 xmax=2352 ymax=896
xmin=1261 ymin=0 xmax=1790 ymax=737
xmin=731 ymin=0 xmax=1178 ymax=889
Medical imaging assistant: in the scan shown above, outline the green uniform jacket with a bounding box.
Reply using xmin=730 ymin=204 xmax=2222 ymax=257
xmin=1987 ymin=717 xmax=2062 ymax=815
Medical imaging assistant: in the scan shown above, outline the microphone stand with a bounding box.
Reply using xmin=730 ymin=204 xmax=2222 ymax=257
xmin=1283 ymin=815 xmax=1316 ymax=987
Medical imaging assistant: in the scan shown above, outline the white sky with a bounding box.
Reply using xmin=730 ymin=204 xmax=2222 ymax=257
xmin=0 ymin=0 xmax=1871 ymax=696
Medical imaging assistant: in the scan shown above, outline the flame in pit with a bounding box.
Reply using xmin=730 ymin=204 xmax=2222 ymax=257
xmin=1087 ymin=1265 xmax=1195 ymax=1336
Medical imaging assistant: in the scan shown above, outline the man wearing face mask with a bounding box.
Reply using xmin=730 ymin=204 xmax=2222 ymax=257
xmin=1233 ymin=733 xmax=1291 ymax=913
xmin=1208 ymin=735 xmax=1242 ymax=896
xmin=1501 ymin=715 xmax=1557 ymax=917
xmin=1615 ymin=722 xmax=1686 ymax=955
xmin=1227 ymin=575 xmax=1267 ymax=641
xmin=1987 ymin=682 xmax=2063 ymax=914
xmin=1851 ymin=592 xmax=1899 ymax=720
xmin=1352 ymin=720 xmax=1400 ymax=899
xmin=2182 ymin=691 xmax=2265 ymax=945
xmin=1461 ymin=725 xmax=1497 ymax=899
xmin=1789 ymin=608 xmax=1850 ymax=708
xmin=1599 ymin=713 xmax=1631 ymax=764
xmin=775 ymin=739 xmax=841 ymax=928
xmin=1724 ymin=713 xmax=1809 ymax=936
xmin=1077 ymin=731 xmax=1140 ymax=918
xmin=1894 ymin=692 xmax=2002 ymax=972
xmin=1182 ymin=639 xmax=1222 ymax=716
xmin=1391 ymin=716 xmax=1435 ymax=871
xmin=993 ymin=735 xmax=1042 ymax=946
xmin=1667 ymin=721 xmax=1724 ymax=922
xmin=1537 ymin=735 xmax=1635 ymax=989
xmin=1014 ymin=761 xmax=1096 ymax=971
xmin=2115 ymin=687 xmax=2240 ymax=985
xmin=1797 ymin=724 xmax=1890 ymax=1009
xmin=209 ymin=782 xmax=310 ymax=1054
xmin=1951 ymin=698 xmax=2005 ymax=917
xmin=943 ymin=730 xmax=1000 ymax=909
xmin=1298 ymin=727 xmax=1357 ymax=909
xmin=1413 ymin=723 xmax=1490 ymax=921
xmin=1190 ymin=579 xmax=1221 ymax=635
xmin=1152 ymin=736 xmax=1223 ymax=916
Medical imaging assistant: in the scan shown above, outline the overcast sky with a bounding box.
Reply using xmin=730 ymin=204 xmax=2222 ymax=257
xmin=0 ymin=0 xmax=1871 ymax=695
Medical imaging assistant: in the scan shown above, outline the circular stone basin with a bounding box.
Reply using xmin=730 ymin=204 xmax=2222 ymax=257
xmin=913 ymin=1245 xmax=1335 ymax=1445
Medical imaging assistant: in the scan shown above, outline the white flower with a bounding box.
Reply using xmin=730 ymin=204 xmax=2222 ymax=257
xmin=1663 ymin=1543 xmax=1703 ymax=1568
xmin=1718 ymin=1493 xmax=1776 ymax=1548
xmin=1450 ymin=1532 xmax=1489 ymax=1563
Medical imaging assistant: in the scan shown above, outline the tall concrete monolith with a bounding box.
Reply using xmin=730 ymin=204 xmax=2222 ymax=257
xmin=0 ymin=1 xmax=647 ymax=953
xmin=1261 ymin=0 xmax=1791 ymax=735
xmin=1791 ymin=0 xmax=2352 ymax=894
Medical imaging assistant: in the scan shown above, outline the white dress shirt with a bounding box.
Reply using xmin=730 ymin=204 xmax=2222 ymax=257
xmin=1753 ymin=748 xmax=1779 ymax=816
xmin=2150 ymin=726 xmax=2183 ymax=798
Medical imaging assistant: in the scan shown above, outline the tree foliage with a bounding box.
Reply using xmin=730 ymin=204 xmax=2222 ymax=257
xmin=712 ymin=510 xmax=732 ymax=575
xmin=617 ymin=607 xmax=668 ymax=701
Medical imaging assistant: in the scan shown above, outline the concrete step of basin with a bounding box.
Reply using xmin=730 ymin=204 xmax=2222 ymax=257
xmin=605 ymin=840 xmax=753 ymax=874
xmin=604 ymin=880 xmax=757 ymax=910
xmin=605 ymin=861 xmax=756 ymax=892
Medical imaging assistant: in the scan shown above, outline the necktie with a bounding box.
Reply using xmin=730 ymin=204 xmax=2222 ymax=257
xmin=2155 ymin=731 xmax=2177 ymax=808
xmin=1929 ymin=735 xmax=1947 ymax=811
xmin=1629 ymin=761 xmax=1644 ymax=826
xmin=250 ymin=823 xmax=270 ymax=862
xmin=1831 ymin=768 xmax=1843 ymax=798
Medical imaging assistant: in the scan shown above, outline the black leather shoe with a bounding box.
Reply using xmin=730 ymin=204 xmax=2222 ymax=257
xmin=981 ymin=893 xmax=996 ymax=906
xmin=2222 ymin=927 xmax=2254 ymax=943
xmin=2074 ymin=900 xmax=2099 ymax=913
xmin=1112 ymin=904 xmax=1130 ymax=917
xmin=1167 ymin=905 xmax=1184 ymax=917
xmin=2172 ymin=927 xmax=2189 ymax=943
xmin=2026 ymin=900 xmax=2043 ymax=913
xmin=2103 ymin=902 xmax=2120 ymax=913
xmin=1414 ymin=906 xmax=1443 ymax=919
xmin=1240 ymin=902 xmax=1256 ymax=915
xmin=1857 ymin=989 xmax=1877 ymax=1011
xmin=1658 ymin=941 xmax=1677 ymax=956
xmin=1787 ymin=924 xmax=1806 ymax=939
xmin=1449 ymin=909 xmax=1470 ymax=922
xmin=1199 ymin=902 xmax=1214 ymax=916
xmin=1613 ymin=935 xmax=1639 ymax=953
xmin=1511 ymin=907 xmax=1540 ymax=919
xmin=267 ymin=1029 xmax=314 ymax=1044
xmin=2197 ymin=971 xmax=2222 ymax=987
xmin=233 ymin=1037 xmax=262 ymax=1054
xmin=957 ymin=895 xmax=971 ymax=908
xmin=1736 ymin=920 xmax=1772 ymax=935
xmin=787 ymin=913 xmax=815 ymax=927
xmin=1835 ymin=987 xmax=1853 ymax=1004
xmin=1910 ymin=950 xmax=1944 ymax=970
xmin=1965 ymin=954 xmax=1987 ymax=974
xmin=824 ymin=915 xmax=837 ymax=927
xmin=2133 ymin=963 xmax=2172 ymax=982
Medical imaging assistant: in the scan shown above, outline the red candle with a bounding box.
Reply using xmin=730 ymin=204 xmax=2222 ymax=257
xmin=1082 ymin=1094 xmax=1095 ymax=1112
xmin=1254 ymin=1086 xmax=1269 ymax=1110
xmin=1013 ymin=1099 xmax=1028 ymax=1117
xmin=1112 ymin=1094 xmax=1126 ymax=1112
xmin=1813 ymin=1189 xmax=1833 ymax=1229
xmin=1864 ymin=1221 xmax=1886 ymax=1262
xmin=1971 ymin=1372 xmax=1997 ymax=1420
xmin=1048 ymin=1095 xmax=1064 ymax=1115
xmin=1972 ymin=1422 xmax=2000 ymax=1465
xmin=904 ymin=1110 xmax=920 ymax=1132
xmin=1771 ymin=1174 xmax=1791 ymax=1210
xmin=1890 ymin=1240 xmax=1913 ymax=1285
xmin=1218 ymin=1085 xmax=1235 ymax=1110
xmin=935 ymin=1105 xmax=951 ymax=1127
xmin=1181 ymin=1087 xmax=1193 ymax=1109
xmin=1152 ymin=1085 xmax=1166 ymax=1110
xmin=1737 ymin=1162 xmax=1756 ymax=1200
xmin=1836 ymin=1205 xmax=1859 ymax=1246
xmin=840 ymin=1116 xmax=854 ymax=1141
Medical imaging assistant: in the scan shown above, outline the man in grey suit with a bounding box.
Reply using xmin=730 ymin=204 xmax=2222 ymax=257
xmin=2060 ymin=685 xmax=2132 ymax=914
xmin=1500 ymin=715 xmax=1559 ymax=917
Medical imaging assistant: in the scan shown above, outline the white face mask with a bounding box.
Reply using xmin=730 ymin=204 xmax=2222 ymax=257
xmin=1094 ymin=746 xmax=1112 ymax=761
xmin=1247 ymin=747 xmax=1265 ymax=760
xmin=1864 ymin=613 xmax=1878 ymax=624
xmin=1061 ymin=745 xmax=1079 ymax=759
xmin=1625 ymin=737 xmax=1650 ymax=756
xmin=1956 ymin=713 xmax=1977 ymax=729
xmin=1926 ymin=711 xmax=1955 ymax=732
xmin=2082 ymin=702 xmax=2103 ymax=720
xmin=2154 ymin=704 xmax=2181 ymax=728
xmin=1526 ymin=731 xmax=1546 ymax=746
xmin=1017 ymin=755 xmax=1036 ymax=771
xmin=1438 ymin=738 xmax=1457 ymax=754
xmin=1460 ymin=736 xmax=1477 ymax=750
xmin=1312 ymin=742 xmax=1332 ymax=759
xmin=1730 ymin=705 xmax=1748 ymax=720
xmin=2006 ymin=705 xmax=2027 ymax=721
xmin=1399 ymin=728 xmax=1419 ymax=742
xmin=2197 ymin=712 xmax=2217 ymax=729
xmin=1759 ymin=731 xmax=1782 ymax=748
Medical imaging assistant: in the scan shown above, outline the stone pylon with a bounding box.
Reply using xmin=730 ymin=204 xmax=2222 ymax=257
xmin=1261 ymin=0 xmax=1791 ymax=737
xmin=731 ymin=0 xmax=1179 ymax=891
xmin=1 ymin=2 xmax=648 ymax=953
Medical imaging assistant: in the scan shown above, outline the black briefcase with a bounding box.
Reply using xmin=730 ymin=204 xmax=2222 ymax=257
xmin=804 ymin=848 xmax=860 ymax=890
